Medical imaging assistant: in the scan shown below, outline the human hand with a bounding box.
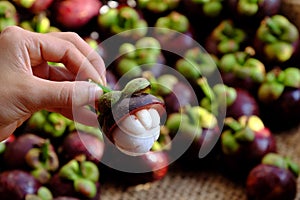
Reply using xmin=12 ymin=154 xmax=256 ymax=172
xmin=0 ymin=26 xmax=106 ymax=141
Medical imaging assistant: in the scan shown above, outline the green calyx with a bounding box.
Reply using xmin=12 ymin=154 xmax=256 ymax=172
xmin=97 ymin=78 xmax=151 ymax=114
xmin=117 ymin=37 xmax=161 ymax=78
xmin=25 ymin=140 xmax=59 ymax=183
xmin=257 ymin=15 xmax=299 ymax=44
xmin=99 ymin=6 xmax=147 ymax=37
xmin=237 ymin=0 xmax=260 ymax=16
xmin=258 ymin=67 xmax=300 ymax=102
xmin=155 ymin=11 xmax=189 ymax=33
xmin=262 ymin=153 xmax=300 ymax=177
xmin=25 ymin=186 xmax=53 ymax=200
xmin=138 ymin=0 xmax=180 ymax=13
xmin=219 ymin=51 xmax=266 ymax=83
xmin=202 ymin=0 xmax=223 ymax=17
xmin=222 ymin=116 xmax=264 ymax=154
xmin=176 ymin=47 xmax=217 ymax=79
xmin=59 ymin=158 xmax=99 ymax=198
xmin=0 ymin=1 xmax=18 ymax=31
xmin=155 ymin=74 xmax=178 ymax=96
xmin=28 ymin=110 xmax=73 ymax=138
xmin=213 ymin=20 xmax=246 ymax=54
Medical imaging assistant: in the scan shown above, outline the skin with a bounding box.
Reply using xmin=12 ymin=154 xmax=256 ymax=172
xmin=0 ymin=26 xmax=106 ymax=141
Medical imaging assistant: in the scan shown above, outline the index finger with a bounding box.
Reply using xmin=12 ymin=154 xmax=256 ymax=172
xmin=48 ymin=32 xmax=107 ymax=85
xmin=26 ymin=31 xmax=105 ymax=84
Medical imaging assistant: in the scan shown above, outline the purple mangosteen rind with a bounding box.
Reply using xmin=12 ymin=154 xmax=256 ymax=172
xmin=0 ymin=170 xmax=42 ymax=200
xmin=246 ymin=164 xmax=297 ymax=200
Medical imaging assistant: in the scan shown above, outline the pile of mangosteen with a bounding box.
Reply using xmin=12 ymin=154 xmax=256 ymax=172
xmin=1 ymin=0 xmax=300 ymax=199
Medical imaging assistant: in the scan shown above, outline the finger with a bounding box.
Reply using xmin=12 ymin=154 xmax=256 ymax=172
xmin=47 ymin=31 xmax=106 ymax=85
xmin=25 ymin=77 xmax=103 ymax=112
xmin=26 ymin=32 xmax=102 ymax=83
xmin=48 ymin=106 xmax=99 ymax=127
xmin=32 ymin=61 xmax=75 ymax=81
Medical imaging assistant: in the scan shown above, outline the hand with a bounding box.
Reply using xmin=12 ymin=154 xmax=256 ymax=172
xmin=0 ymin=26 xmax=106 ymax=141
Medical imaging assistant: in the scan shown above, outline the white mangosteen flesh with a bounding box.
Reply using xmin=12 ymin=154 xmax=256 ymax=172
xmin=112 ymin=108 xmax=161 ymax=156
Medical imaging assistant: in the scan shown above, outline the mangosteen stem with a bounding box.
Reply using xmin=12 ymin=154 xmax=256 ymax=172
xmin=40 ymin=140 xmax=50 ymax=163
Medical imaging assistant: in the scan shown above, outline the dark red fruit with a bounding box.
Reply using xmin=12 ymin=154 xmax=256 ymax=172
xmin=246 ymin=153 xmax=299 ymax=200
xmin=58 ymin=130 xmax=104 ymax=164
xmin=247 ymin=164 xmax=297 ymax=200
xmin=13 ymin=0 xmax=54 ymax=14
xmin=0 ymin=170 xmax=41 ymax=200
xmin=3 ymin=133 xmax=48 ymax=169
xmin=226 ymin=88 xmax=260 ymax=119
xmin=52 ymin=0 xmax=102 ymax=30
xmin=220 ymin=116 xmax=276 ymax=179
xmin=101 ymin=141 xmax=169 ymax=185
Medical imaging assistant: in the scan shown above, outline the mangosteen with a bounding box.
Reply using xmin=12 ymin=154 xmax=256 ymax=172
xmin=0 ymin=1 xmax=18 ymax=32
xmin=220 ymin=115 xmax=277 ymax=179
xmin=205 ymin=19 xmax=248 ymax=57
xmin=153 ymin=11 xmax=196 ymax=65
xmin=201 ymin=83 xmax=260 ymax=119
xmin=97 ymin=4 xmax=148 ymax=41
xmin=136 ymin=0 xmax=180 ymax=26
xmin=175 ymin=46 xmax=219 ymax=81
xmin=51 ymin=0 xmax=102 ymax=31
xmin=58 ymin=130 xmax=104 ymax=164
xmin=254 ymin=14 xmax=299 ymax=66
xmin=49 ymin=157 xmax=101 ymax=200
xmin=246 ymin=153 xmax=299 ymax=200
xmin=113 ymin=37 xmax=166 ymax=80
xmin=181 ymin=0 xmax=225 ymax=41
xmin=19 ymin=12 xmax=61 ymax=34
xmin=165 ymin=105 xmax=221 ymax=167
xmin=0 ymin=170 xmax=41 ymax=200
xmin=100 ymin=138 xmax=170 ymax=186
xmin=97 ymin=77 xmax=166 ymax=156
xmin=26 ymin=110 xmax=73 ymax=140
xmin=227 ymin=0 xmax=281 ymax=28
xmin=218 ymin=47 xmax=266 ymax=93
xmin=150 ymin=74 xmax=198 ymax=114
xmin=257 ymin=67 xmax=300 ymax=131
xmin=13 ymin=0 xmax=54 ymax=14
xmin=3 ymin=133 xmax=59 ymax=183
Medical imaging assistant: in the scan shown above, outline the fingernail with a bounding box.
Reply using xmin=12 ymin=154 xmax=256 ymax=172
xmin=89 ymin=85 xmax=103 ymax=103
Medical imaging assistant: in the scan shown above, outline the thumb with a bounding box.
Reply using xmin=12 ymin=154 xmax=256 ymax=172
xmin=29 ymin=78 xmax=103 ymax=110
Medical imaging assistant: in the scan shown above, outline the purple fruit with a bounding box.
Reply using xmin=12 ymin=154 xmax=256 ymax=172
xmin=0 ymin=170 xmax=41 ymax=200
xmin=59 ymin=130 xmax=104 ymax=164
xmin=205 ymin=19 xmax=247 ymax=57
xmin=227 ymin=0 xmax=281 ymax=28
xmin=218 ymin=48 xmax=266 ymax=93
xmin=258 ymin=67 xmax=300 ymax=131
xmin=221 ymin=115 xmax=276 ymax=178
xmin=49 ymin=158 xmax=101 ymax=200
xmin=166 ymin=106 xmax=220 ymax=164
xmin=246 ymin=153 xmax=299 ymax=200
xmin=52 ymin=0 xmax=102 ymax=30
xmin=3 ymin=133 xmax=59 ymax=183
xmin=254 ymin=15 xmax=299 ymax=65
xmin=226 ymin=88 xmax=260 ymax=119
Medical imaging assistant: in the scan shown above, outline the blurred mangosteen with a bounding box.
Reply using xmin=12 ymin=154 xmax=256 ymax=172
xmin=205 ymin=19 xmax=248 ymax=57
xmin=257 ymin=67 xmax=300 ymax=131
xmin=254 ymin=14 xmax=299 ymax=66
xmin=246 ymin=153 xmax=299 ymax=200
xmin=220 ymin=115 xmax=277 ymax=179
